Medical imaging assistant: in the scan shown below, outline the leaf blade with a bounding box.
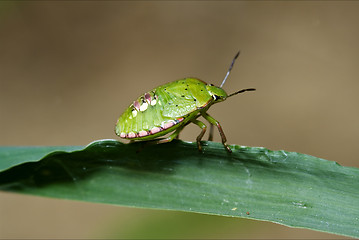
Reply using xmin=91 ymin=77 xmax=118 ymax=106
xmin=0 ymin=140 xmax=358 ymax=238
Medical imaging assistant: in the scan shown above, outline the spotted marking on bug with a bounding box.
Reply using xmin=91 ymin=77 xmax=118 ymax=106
xmin=133 ymin=101 xmax=140 ymax=111
xmin=132 ymin=110 xmax=137 ymax=117
xmin=162 ymin=120 xmax=175 ymax=129
xmin=120 ymin=132 xmax=126 ymax=138
xmin=138 ymin=130 xmax=149 ymax=137
xmin=177 ymin=117 xmax=184 ymax=122
xmin=150 ymin=126 xmax=161 ymax=134
xmin=144 ymin=92 xmax=151 ymax=103
xmin=150 ymin=93 xmax=158 ymax=106
xmin=140 ymin=102 xmax=148 ymax=112
xmin=128 ymin=132 xmax=136 ymax=138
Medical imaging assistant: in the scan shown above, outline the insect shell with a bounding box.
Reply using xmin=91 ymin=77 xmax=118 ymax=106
xmin=115 ymin=51 xmax=255 ymax=153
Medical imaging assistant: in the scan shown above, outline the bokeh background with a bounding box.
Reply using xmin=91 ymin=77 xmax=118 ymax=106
xmin=1 ymin=1 xmax=358 ymax=238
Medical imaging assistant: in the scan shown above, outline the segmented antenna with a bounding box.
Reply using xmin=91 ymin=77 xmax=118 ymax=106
xmin=228 ymin=88 xmax=256 ymax=98
xmin=220 ymin=51 xmax=240 ymax=88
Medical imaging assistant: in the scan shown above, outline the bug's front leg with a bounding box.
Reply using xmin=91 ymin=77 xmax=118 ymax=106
xmin=201 ymin=112 xmax=232 ymax=153
xmin=190 ymin=119 xmax=207 ymax=152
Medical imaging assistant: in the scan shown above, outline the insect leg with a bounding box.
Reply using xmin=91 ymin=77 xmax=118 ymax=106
xmin=175 ymin=121 xmax=190 ymax=139
xmin=148 ymin=124 xmax=185 ymax=146
xmin=201 ymin=112 xmax=232 ymax=153
xmin=208 ymin=125 xmax=214 ymax=141
xmin=190 ymin=119 xmax=207 ymax=152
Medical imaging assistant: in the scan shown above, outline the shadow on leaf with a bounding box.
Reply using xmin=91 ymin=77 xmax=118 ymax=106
xmin=0 ymin=140 xmax=204 ymax=189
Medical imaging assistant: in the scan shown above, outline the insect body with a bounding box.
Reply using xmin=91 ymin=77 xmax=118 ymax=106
xmin=115 ymin=52 xmax=255 ymax=152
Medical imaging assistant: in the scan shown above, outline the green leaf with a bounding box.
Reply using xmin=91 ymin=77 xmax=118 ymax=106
xmin=0 ymin=146 xmax=83 ymax=171
xmin=0 ymin=140 xmax=358 ymax=238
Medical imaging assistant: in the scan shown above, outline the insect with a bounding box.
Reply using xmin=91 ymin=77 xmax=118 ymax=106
xmin=115 ymin=51 xmax=255 ymax=153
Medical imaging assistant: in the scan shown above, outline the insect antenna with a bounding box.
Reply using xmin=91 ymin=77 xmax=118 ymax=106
xmin=220 ymin=51 xmax=240 ymax=88
xmin=228 ymin=88 xmax=256 ymax=98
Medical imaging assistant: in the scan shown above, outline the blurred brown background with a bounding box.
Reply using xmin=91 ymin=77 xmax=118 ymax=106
xmin=0 ymin=1 xmax=358 ymax=239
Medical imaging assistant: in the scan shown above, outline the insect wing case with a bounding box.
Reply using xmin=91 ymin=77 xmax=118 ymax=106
xmin=115 ymin=78 xmax=212 ymax=139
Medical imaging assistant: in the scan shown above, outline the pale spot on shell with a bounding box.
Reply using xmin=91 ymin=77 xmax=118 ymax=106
xmin=140 ymin=102 xmax=148 ymax=112
xmin=133 ymin=101 xmax=140 ymax=110
xmin=120 ymin=132 xmax=126 ymax=138
xmin=128 ymin=132 xmax=136 ymax=138
xmin=138 ymin=130 xmax=148 ymax=137
xmin=132 ymin=110 xmax=137 ymax=117
xmin=150 ymin=127 xmax=161 ymax=134
xmin=144 ymin=93 xmax=151 ymax=103
xmin=151 ymin=99 xmax=157 ymax=106
xmin=162 ymin=121 xmax=175 ymax=129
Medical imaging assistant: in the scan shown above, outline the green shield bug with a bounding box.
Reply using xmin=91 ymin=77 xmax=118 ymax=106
xmin=115 ymin=51 xmax=255 ymax=152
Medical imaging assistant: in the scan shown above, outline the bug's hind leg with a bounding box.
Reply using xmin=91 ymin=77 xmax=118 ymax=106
xmin=208 ymin=125 xmax=214 ymax=141
xmin=201 ymin=112 xmax=232 ymax=153
xmin=190 ymin=119 xmax=207 ymax=152
xmin=145 ymin=125 xmax=185 ymax=148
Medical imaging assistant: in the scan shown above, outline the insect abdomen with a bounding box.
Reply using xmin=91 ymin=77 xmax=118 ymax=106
xmin=115 ymin=88 xmax=187 ymax=140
